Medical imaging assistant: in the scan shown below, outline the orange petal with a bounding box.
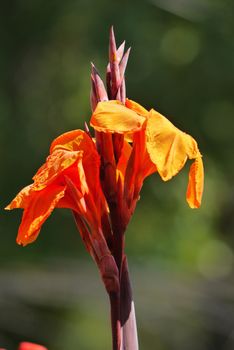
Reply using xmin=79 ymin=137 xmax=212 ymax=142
xmin=5 ymin=185 xmax=33 ymax=210
xmin=33 ymin=150 xmax=80 ymax=190
xmin=50 ymin=129 xmax=100 ymax=196
xmin=117 ymin=139 xmax=132 ymax=181
xmin=124 ymin=130 xmax=156 ymax=207
xmin=146 ymin=109 xmax=199 ymax=181
xmin=16 ymin=184 xmax=66 ymax=246
xmin=90 ymin=100 xmax=145 ymax=134
xmin=186 ymin=156 xmax=204 ymax=208
xmin=50 ymin=129 xmax=92 ymax=153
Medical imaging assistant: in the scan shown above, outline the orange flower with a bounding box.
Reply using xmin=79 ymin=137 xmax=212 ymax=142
xmin=90 ymin=98 xmax=204 ymax=209
xmin=5 ymin=130 xmax=108 ymax=246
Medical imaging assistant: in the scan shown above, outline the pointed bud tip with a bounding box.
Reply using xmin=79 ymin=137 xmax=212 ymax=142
xmin=109 ymin=26 xmax=117 ymax=53
xmin=84 ymin=122 xmax=90 ymax=132
xmin=91 ymin=63 xmax=100 ymax=75
xmin=117 ymin=41 xmax=125 ymax=52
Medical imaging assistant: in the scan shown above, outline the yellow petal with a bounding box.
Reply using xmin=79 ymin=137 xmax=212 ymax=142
xmin=146 ymin=109 xmax=204 ymax=206
xmin=146 ymin=109 xmax=199 ymax=181
xmin=125 ymin=99 xmax=149 ymax=117
xmin=90 ymin=100 xmax=145 ymax=133
xmin=186 ymin=156 xmax=204 ymax=208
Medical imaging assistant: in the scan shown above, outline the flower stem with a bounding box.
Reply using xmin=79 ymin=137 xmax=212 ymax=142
xmin=120 ymin=256 xmax=139 ymax=350
xmin=108 ymin=202 xmax=139 ymax=349
xmin=109 ymin=291 xmax=122 ymax=350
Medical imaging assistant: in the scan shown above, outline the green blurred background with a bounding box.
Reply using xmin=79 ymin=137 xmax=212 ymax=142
xmin=1 ymin=0 xmax=234 ymax=349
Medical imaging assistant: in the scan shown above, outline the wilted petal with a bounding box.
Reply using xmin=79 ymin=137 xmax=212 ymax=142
xmin=91 ymin=101 xmax=145 ymax=134
xmin=186 ymin=156 xmax=204 ymax=208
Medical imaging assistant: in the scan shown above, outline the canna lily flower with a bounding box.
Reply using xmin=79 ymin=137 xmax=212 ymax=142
xmin=91 ymin=98 xmax=204 ymax=209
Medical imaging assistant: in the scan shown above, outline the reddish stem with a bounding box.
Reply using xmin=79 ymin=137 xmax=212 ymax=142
xmin=109 ymin=291 xmax=122 ymax=350
xmin=90 ymin=27 xmax=139 ymax=350
xmin=106 ymin=201 xmax=124 ymax=350
xmin=120 ymin=256 xmax=139 ymax=350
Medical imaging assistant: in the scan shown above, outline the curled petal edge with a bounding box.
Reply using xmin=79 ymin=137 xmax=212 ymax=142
xmin=186 ymin=155 xmax=204 ymax=208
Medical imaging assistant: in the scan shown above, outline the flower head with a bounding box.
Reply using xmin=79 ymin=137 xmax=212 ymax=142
xmin=6 ymin=29 xmax=204 ymax=252
xmin=91 ymin=99 xmax=204 ymax=209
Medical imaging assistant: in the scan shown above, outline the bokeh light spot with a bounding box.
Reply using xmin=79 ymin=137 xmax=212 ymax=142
xmin=197 ymin=239 xmax=233 ymax=279
xmin=160 ymin=27 xmax=201 ymax=65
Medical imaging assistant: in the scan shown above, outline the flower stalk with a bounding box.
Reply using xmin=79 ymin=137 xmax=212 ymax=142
xmin=90 ymin=27 xmax=139 ymax=349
